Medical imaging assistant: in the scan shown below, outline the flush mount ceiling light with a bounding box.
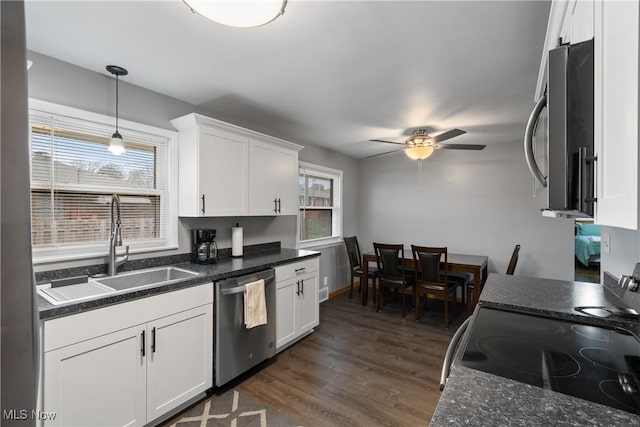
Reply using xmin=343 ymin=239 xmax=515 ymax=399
xmin=106 ymin=65 xmax=128 ymax=155
xmin=183 ymin=0 xmax=287 ymax=28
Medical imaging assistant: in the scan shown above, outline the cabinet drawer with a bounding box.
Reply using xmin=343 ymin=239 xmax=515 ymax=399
xmin=44 ymin=282 xmax=213 ymax=352
xmin=275 ymin=258 xmax=319 ymax=282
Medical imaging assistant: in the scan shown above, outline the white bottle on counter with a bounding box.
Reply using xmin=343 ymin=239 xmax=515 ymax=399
xmin=232 ymin=223 xmax=243 ymax=257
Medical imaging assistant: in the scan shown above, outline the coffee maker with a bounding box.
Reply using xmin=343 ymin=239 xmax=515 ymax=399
xmin=191 ymin=229 xmax=218 ymax=264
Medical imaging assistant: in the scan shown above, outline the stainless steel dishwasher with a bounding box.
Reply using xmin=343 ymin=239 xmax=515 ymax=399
xmin=215 ymin=269 xmax=276 ymax=386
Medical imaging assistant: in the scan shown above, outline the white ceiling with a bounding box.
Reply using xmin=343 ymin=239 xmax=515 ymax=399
xmin=24 ymin=0 xmax=550 ymax=159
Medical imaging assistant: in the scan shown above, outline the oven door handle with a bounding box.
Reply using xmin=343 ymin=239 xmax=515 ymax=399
xmin=440 ymin=315 xmax=472 ymax=391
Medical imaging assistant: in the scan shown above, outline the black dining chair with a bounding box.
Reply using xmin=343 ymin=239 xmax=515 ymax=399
xmin=373 ymin=243 xmax=413 ymax=317
xmin=411 ymin=245 xmax=461 ymax=328
xmin=458 ymin=244 xmax=521 ymax=312
xmin=344 ymin=236 xmax=379 ymax=303
xmin=506 ymin=244 xmax=521 ymax=275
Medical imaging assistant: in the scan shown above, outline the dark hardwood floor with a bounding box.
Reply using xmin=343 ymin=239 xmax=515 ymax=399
xmin=575 ymin=259 xmax=600 ymax=283
xmin=233 ymin=292 xmax=464 ymax=426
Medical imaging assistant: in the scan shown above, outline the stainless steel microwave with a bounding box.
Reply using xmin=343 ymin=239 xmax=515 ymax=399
xmin=524 ymin=38 xmax=595 ymax=218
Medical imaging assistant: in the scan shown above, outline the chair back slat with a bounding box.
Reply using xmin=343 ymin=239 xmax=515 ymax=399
xmin=373 ymin=243 xmax=404 ymax=280
xmin=411 ymin=245 xmax=448 ymax=285
xmin=343 ymin=236 xmax=362 ymax=270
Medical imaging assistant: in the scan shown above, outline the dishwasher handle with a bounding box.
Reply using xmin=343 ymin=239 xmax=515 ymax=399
xmin=219 ymin=273 xmax=275 ymax=296
xmin=221 ymin=285 xmax=246 ymax=296
xmin=440 ymin=315 xmax=472 ymax=391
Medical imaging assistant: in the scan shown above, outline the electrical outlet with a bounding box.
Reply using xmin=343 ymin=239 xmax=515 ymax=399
xmin=323 ymin=276 xmax=328 ymax=286
xmin=601 ymin=233 xmax=611 ymax=255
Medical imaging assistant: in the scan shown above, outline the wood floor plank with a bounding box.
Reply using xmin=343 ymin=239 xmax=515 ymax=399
xmin=235 ymin=292 xmax=465 ymax=426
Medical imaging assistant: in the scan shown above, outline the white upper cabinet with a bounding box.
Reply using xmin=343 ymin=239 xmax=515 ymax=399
xmin=594 ymin=0 xmax=640 ymax=229
xmin=172 ymin=113 xmax=301 ymax=217
xmin=248 ymin=139 xmax=299 ymax=215
xmin=275 ymin=147 xmax=299 ymax=215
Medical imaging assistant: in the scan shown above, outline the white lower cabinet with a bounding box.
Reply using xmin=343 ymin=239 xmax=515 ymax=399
xmin=42 ymin=283 xmax=213 ymax=427
xmin=146 ymin=305 xmax=212 ymax=422
xmin=275 ymin=258 xmax=320 ymax=351
xmin=43 ymin=325 xmax=146 ymax=427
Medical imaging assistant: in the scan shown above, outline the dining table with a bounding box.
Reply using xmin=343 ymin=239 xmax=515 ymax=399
xmin=360 ymin=251 xmax=488 ymax=312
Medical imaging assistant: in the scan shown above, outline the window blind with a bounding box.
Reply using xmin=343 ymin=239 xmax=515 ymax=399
xmin=29 ymin=110 xmax=169 ymax=249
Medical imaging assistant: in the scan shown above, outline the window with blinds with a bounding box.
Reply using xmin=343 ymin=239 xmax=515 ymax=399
xmin=29 ymin=105 xmax=173 ymax=260
xmin=298 ymin=162 xmax=342 ymax=245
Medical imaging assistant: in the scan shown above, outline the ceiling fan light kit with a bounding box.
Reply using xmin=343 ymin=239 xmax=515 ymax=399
xmin=106 ymin=65 xmax=128 ymax=156
xmin=183 ymin=0 xmax=287 ymax=28
xmin=405 ymin=145 xmax=434 ymax=160
xmin=368 ymin=128 xmax=485 ymax=160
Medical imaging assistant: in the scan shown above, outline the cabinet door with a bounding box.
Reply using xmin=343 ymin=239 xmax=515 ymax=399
xmin=146 ymin=304 xmax=213 ymax=422
xmin=297 ymin=273 xmax=319 ymax=335
xmin=198 ymin=127 xmax=248 ymax=216
xmin=276 ymin=149 xmax=299 ymax=215
xmin=275 ymin=279 xmax=297 ymax=350
xmin=43 ymin=325 xmax=146 ymax=427
xmin=248 ymin=139 xmax=277 ymax=215
xmin=570 ymin=0 xmax=594 ymax=43
xmin=594 ymin=0 xmax=640 ymax=229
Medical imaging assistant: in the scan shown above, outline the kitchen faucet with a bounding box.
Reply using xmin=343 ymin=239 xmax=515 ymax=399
xmin=108 ymin=194 xmax=129 ymax=276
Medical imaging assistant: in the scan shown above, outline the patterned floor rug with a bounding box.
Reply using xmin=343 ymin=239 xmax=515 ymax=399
xmin=166 ymin=389 xmax=302 ymax=427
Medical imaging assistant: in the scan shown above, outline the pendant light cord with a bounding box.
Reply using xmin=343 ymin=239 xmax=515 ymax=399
xmin=115 ymin=75 xmax=119 ymax=133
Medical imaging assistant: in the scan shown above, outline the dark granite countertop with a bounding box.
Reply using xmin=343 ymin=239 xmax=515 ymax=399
xmin=430 ymin=273 xmax=640 ymax=426
xmin=37 ymin=248 xmax=319 ymax=320
xmin=479 ymin=273 xmax=639 ymax=330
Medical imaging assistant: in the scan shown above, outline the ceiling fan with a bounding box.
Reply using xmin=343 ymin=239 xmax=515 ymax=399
xmin=368 ymin=128 xmax=486 ymax=160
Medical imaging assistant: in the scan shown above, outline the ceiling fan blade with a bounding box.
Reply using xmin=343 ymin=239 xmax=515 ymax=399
xmin=369 ymin=139 xmax=406 ymax=145
xmin=366 ymin=148 xmax=405 ymax=158
xmin=436 ymin=143 xmax=486 ymax=150
xmin=430 ymin=128 xmax=466 ymax=143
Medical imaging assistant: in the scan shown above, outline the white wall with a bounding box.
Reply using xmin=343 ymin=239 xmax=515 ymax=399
xmin=359 ymin=140 xmax=575 ymax=280
xmin=600 ymin=226 xmax=640 ymax=279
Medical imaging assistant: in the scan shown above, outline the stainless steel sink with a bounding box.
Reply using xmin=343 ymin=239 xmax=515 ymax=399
xmin=37 ymin=266 xmax=200 ymax=305
xmin=93 ymin=266 xmax=199 ymax=291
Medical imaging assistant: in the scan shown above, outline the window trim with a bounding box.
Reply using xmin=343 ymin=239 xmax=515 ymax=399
xmin=28 ymin=99 xmax=179 ymax=264
xmin=298 ymin=161 xmax=343 ymax=249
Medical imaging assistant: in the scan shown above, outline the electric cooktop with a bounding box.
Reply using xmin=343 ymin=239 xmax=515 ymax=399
xmin=460 ymin=307 xmax=640 ymax=415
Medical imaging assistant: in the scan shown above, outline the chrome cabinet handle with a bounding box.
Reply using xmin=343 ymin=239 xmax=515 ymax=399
xmin=524 ymin=93 xmax=548 ymax=188
xmin=274 ymin=198 xmax=278 ymax=214
xmin=294 ymin=267 xmax=306 ymax=273
xmin=277 ymin=198 xmax=281 ymax=213
xmin=201 ymin=194 xmax=206 ymax=215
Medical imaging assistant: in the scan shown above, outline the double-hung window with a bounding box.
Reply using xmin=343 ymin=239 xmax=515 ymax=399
xmin=298 ymin=162 xmax=342 ymax=247
xmin=29 ymin=100 xmax=178 ymax=263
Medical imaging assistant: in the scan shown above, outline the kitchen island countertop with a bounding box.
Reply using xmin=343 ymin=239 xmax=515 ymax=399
xmin=37 ymin=248 xmax=319 ymax=320
xmin=430 ymin=273 xmax=640 ymax=426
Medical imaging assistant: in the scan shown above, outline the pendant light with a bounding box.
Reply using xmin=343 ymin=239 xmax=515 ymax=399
xmin=106 ymin=65 xmax=128 ymax=155
xmin=183 ymin=0 xmax=287 ymax=28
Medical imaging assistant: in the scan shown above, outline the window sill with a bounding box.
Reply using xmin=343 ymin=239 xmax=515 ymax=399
xmin=298 ymin=236 xmax=343 ymax=250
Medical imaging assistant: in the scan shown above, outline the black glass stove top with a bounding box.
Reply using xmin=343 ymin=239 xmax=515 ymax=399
xmin=460 ymin=307 xmax=640 ymax=415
